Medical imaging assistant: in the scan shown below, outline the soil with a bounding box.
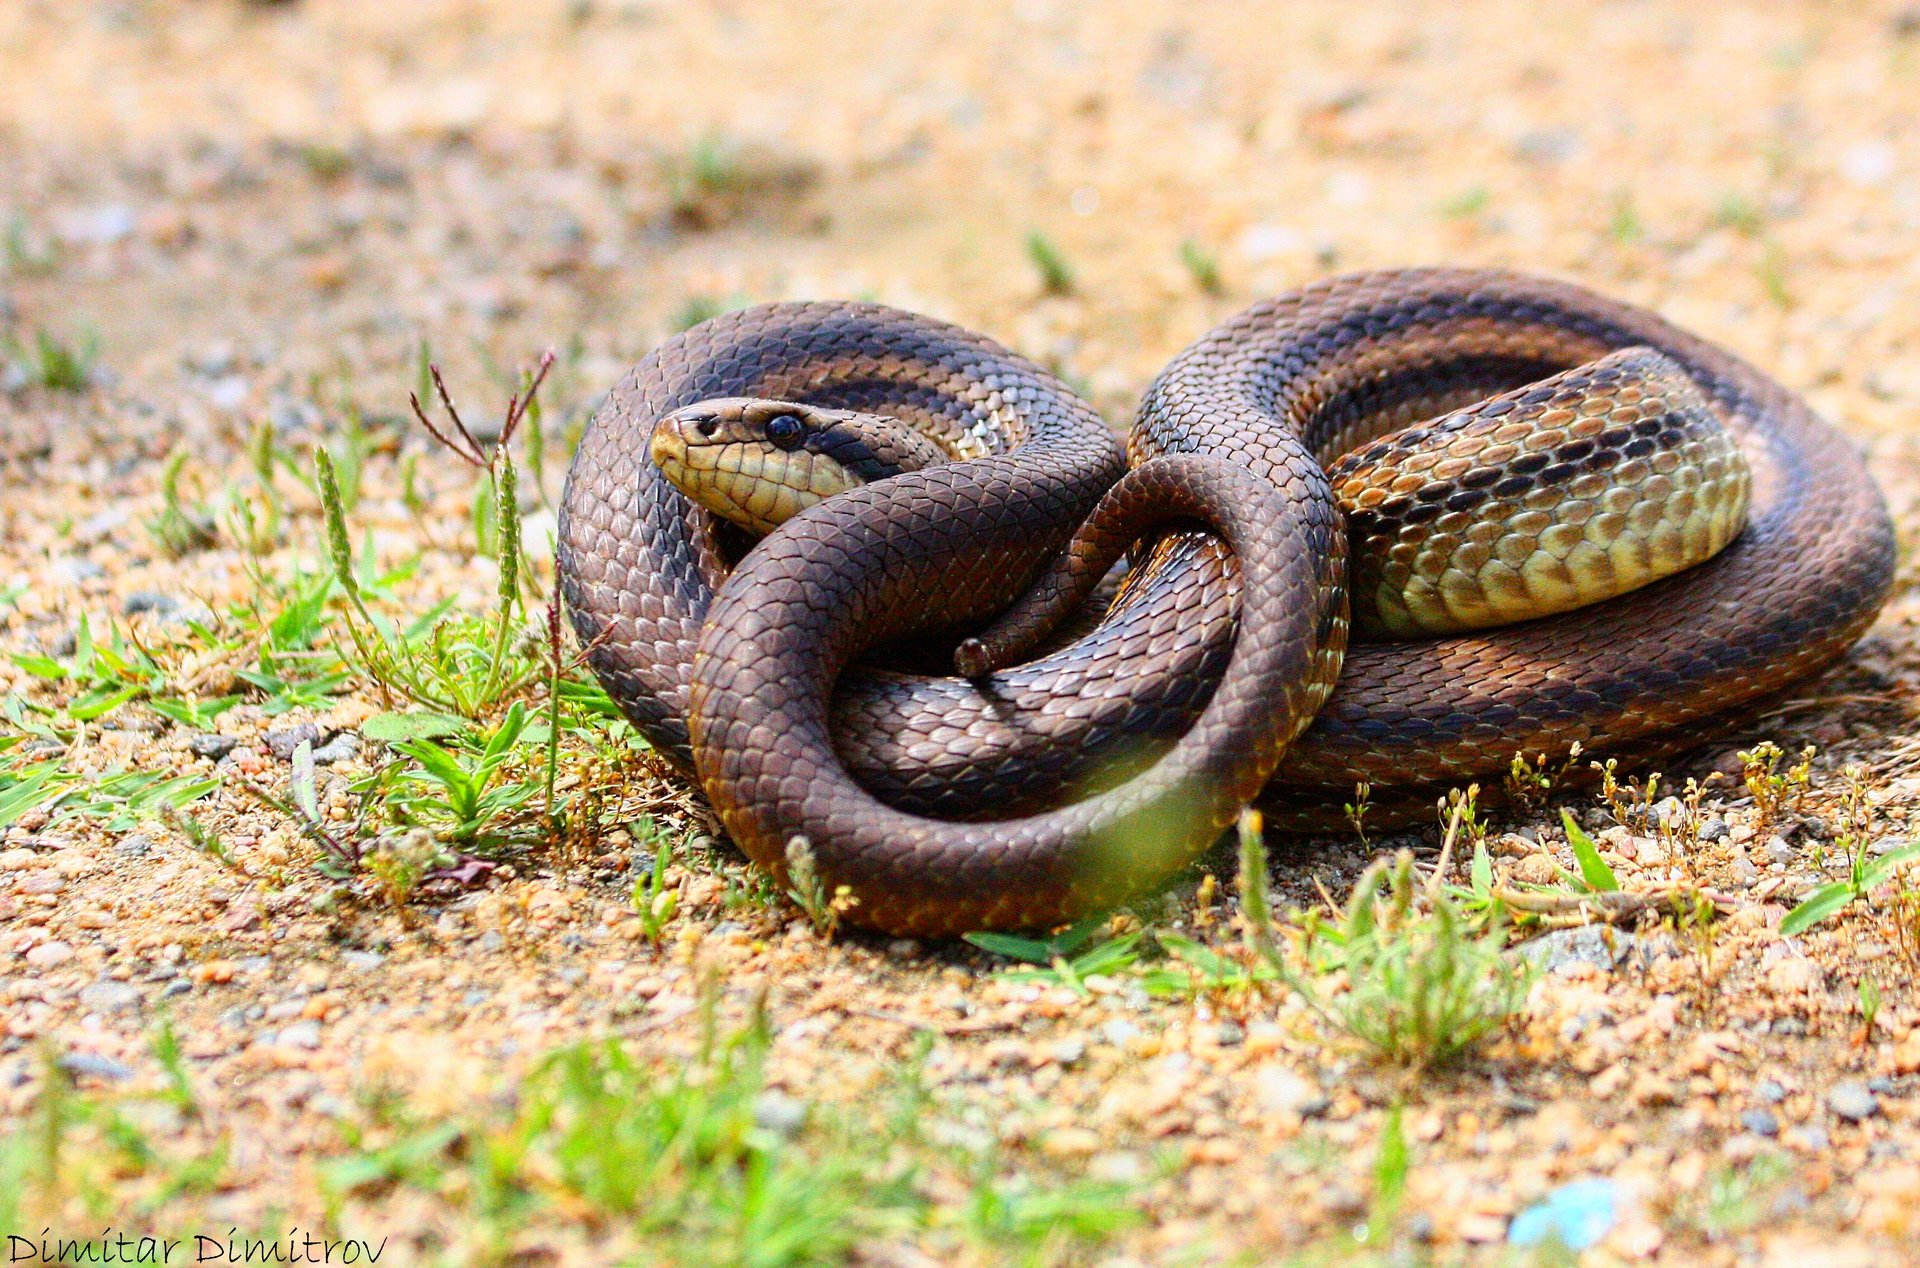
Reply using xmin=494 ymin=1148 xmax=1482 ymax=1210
xmin=3 ymin=1 xmax=1920 ymax=1264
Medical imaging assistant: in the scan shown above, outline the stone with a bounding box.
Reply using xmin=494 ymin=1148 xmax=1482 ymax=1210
xmin=264 ymin=724 xmax=327 ymax=761
xmin=1518 ymin=926 xmax=1632 ymax=974
xmin=1828 ymin=1082 xmax=1880 ymax=1122
xmin=1254 ymin=1065 xmax=1323 ymax=1116
xmin=1048 ymin=1037 xmax=1087 ymax=1067
xmin=189 ymin=734 xmax=240 ymax=760
xmin=50 ymin=558 xmax=105 ymax=584
xmin=122 ymin=590 xmax=182 ymax=617
xmin=1740 ymin=1108 xmax=1779 ymax=1137
xmin=311 ymin=732 xmax=360 ymax=764
xmin=24 ymin=941 xmax=74 ymax=969
xmin=277 ymin=1021 xmax=322 ymax=1051
xmin=752 ymin=1090 xmax=807 ymax=1135
xmin=58 ymin=1052 xmax=135 ymax=1082
xmin=78 ymin=980 xmax=144 ymax=1014
xmin=1765 ymin=836 xmax=1796 ymax=865
xmin=1766 ymin=955 xmax=1822 ymax=994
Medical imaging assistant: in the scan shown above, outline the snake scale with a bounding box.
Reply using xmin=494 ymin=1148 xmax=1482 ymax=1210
xmin=557 ymin=268 xmax=1896 ymax=937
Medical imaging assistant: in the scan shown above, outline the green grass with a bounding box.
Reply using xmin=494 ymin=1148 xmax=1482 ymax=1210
xmin=1438 ymin=185 xmax=1491 ymax=219
xmin=1240 ymin=813 xmax=1534 ymax=1070
xmin=1024 ymin=231 xmax=1075 ymax=295
xmin=6 ymin=1003 xmax=1142 ymax=1267
xmin=1178 ymin=238 xmax=1224 ymax=294
xmin=6 ymin=326 xmax=98 ymax=391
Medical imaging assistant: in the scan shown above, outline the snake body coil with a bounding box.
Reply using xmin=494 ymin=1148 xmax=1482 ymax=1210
xmin=558 ymin=268 xmax=1895 ymax=936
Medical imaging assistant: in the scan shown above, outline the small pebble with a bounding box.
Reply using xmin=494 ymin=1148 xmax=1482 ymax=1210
xmin=122 ymin=590 xmax=181 ymax=616
xmin=1699 ymin=818 xmax=1729 ymax=843
xmin=264 ymin=724 xmax=327 ymax=761
xmin=50 ymin=557 xmax=105 ymax=584
xmin=752 ymin=1090 xmax=807 ymax=1135
xmin=311 ymin=732 xmax=360 ymax=764
xmin=277 ymin=1021 xmax=323 ymax=1051
xmin=78 ymin=980 xmax=144 ymax=1014
xmin=1828 ymin=1082 xmax=1880 ymax=1121
xmin=1765 ymin=836 xmax=1796 ymax=865
xmin=24 ymin=941 xmax=74 ymax=969
xmin=189 ymin=735 xmax=240 ymax=760
xmin=1049 ymin=1037 xmax=1087 ymax=1067
xmin=1740 ymin=1108 xmax=1779 ymax=1137
xmin=58 ymin=1052 xmax=135 ymax=1082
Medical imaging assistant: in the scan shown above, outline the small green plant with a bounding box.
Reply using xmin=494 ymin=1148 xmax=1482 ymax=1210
xmin=365 ymin=828 xmax=448 ymax=906
xmin=669 ymin=293 xmax=750 ymax=333
xmin=1025 ymin=230 xmax=1075 ymax=295
xmin=297 ymin=143 xmax=352 ymax=180
xmin=1740 ymin=741 xmax=1814 ymax=840
xmin=1241 ymin=812 xmax=1532 ymax=1070
xmin=315 ymin=355 xmax=554 ymax=720
xmin=1361 ymin=1103 xmax=1410 ymax=1246
xmin=10 ymin=614 xmax=169 ymax=723
xmin=1560 ymin=809 xmax=1620 ymax=894
xmin=662 ymin=134 xmax=815 ymax=230
xmin=1178 ymin=238 xmax=1223 ymax=293
xmin=3 ymin=213 xmax=58 ymax=277
xmin=630 ymin=830 xmax=681 ymax=943
xmin=1438 ymin=185 xmax=1491 ymax=219
xmin=1757 ymin=239 xmax=1793 ymax=309
xmin=146 ymin=449 xmax=220 ymax=556
xmin=377 ymin=701 xmax=543 ymax=854
xmin=1713 ymin=191 xmax=1764 ymax=235
xmin=1780 ymin=764 xmax=1920 ymax=935
xmin=1690 ymin=1153 xmax=1792 ymax=1241
xmin=960 ymin=914 xmax=1136 ymax=999
xmin=1505 ymin=743 xmax=1581 ymax=820
xmin=783 ymin=836 xmax=858 ymax=938
xmin=7 ymin=326 xmax=98 ymax=392
xmin=1607 ymin=190 xmax=1643 ymax=244
xmin=1344 ymin=780 xmax=1372 ymax=848
xmin=1857 ymin=977 xmax=1882 ymax=1045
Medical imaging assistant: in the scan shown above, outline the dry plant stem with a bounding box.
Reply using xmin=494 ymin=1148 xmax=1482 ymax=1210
xmin=1493 ymin=884 xmax=1741 ymax=927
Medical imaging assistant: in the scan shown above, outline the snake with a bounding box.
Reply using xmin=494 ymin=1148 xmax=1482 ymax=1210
xmin=557 ymin=268 xmax=1896 ymax=937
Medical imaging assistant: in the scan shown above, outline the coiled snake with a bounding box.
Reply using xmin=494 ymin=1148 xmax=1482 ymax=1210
xmin=557 ymin=268 xmax=1895 ymax=937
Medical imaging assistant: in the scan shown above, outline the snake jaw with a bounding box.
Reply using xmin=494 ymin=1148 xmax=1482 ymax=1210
xmin=653 ymin=396 xmax=954 ymax=535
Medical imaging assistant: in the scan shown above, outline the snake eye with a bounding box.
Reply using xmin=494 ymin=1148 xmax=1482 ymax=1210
xmin=766 ymin=412 xmax=806 ymax=450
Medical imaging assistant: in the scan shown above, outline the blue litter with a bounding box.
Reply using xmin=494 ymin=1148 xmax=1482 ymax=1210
xmin=1507 ymin=1178 xmax=1620 ymax=1250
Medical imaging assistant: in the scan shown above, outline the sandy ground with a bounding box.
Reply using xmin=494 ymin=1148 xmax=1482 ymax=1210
xmin=3 ymin=1 xmax=1920 ymax=1264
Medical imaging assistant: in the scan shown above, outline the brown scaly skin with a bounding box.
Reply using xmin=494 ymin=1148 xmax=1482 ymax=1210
xmin=557 ymin=269 xmax=1896 ymax=936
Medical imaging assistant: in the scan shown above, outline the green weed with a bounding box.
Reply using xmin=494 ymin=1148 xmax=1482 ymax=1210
xmin=146 ymin=449 xmax=220 ymax=556
xmin=1243 ymin=813 xmax=1533 ymax=1070
xmin=6 ymin=326 xmax=98 ymax=392
xmin=1780 ymin=764 xmax=1920 ymax=935
xmin=1025 ymin=231 xmax=1075 ymax=295
xmin=1178 ymin=238 xmax=1223 ymax=293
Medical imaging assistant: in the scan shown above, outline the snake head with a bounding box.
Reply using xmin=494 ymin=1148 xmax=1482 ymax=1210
xmin=652 ymin=396 xmax=950 ymax=534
